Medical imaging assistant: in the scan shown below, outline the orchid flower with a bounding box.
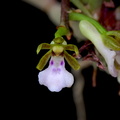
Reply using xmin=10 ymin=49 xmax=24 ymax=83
xmin=38 ymin=56 xmax=74 ymax=92
xmin=36 ymin=37 xmax=80 ymax=92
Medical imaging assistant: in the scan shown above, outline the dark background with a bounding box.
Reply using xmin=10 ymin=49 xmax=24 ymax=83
xmin=5 ymin=0 xmax=120 ymax=120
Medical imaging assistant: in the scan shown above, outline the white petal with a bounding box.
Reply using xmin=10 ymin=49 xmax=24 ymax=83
xmin=79 ymin=20 xmax=118 ymax=77
xmin=38 ymin=56 xmax=74 ymax=92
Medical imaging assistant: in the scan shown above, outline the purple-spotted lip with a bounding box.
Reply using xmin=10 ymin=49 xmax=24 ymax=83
xmin=52 ymin=68 xmax=61 ymax=73
xmin=60 ymin=60 xmax=64 ymax=65
xmin=38 ymin=56 xmax=74 ymax=92
xmin=50 ymin=59 xmax=64 ymax=66
xmin=50 ymin=60 xmax=54 ymax=65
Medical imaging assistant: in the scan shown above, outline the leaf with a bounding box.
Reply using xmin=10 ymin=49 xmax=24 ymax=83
xmin=36 ymin=43 xmax=52 ymax=54
xmin=36 ymin=50 xmax=52 ymax=70
xmin=64 ymin=51 xmax=80 ymax=70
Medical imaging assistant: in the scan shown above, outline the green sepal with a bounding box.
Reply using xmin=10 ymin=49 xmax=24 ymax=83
xmin=36 ymin=50 xmax=52 ymax=70
xmin=64 ymin=44 xmax=79 ymax=57
xmin=106 ymin=31 xmax=120 ymax=43
xmin=36 ymin=43 xmax=52 ymax=54
xmin=64 ymin=51 xmax=80 ymax=70
xmin=101 ymin=35 xmax=120 ymax=51
xmin=106 ymin=30 xmax=120 ymax=37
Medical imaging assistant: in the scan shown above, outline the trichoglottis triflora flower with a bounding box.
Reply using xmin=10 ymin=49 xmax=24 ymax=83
xmin=36 ymin=37 xmax=80 ymax=92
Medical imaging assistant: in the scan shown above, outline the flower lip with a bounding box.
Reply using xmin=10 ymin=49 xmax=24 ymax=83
xmin=38 ymin=56 xmax=74 ymax=92
xmin=50 ymin=60 xmax=54 ymax=65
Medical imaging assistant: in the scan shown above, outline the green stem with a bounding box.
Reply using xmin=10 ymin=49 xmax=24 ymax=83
xmin=70 ymin=0 xmax=92 ymax=17
xmin=54 ymin=0 xmax=71 ymax=39
xmin=54 ymin=26 xmax=69 ymax=38
xmin=69 ymin=11 xmax=107 ymax=34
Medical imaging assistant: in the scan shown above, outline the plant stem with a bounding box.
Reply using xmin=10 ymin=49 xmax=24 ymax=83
xmin=70 ymin=0 xmax=92 ymax=17
xmin=55 ymin=0 xmax=72 ymax=40
xmin=60 ymin=0 xmax=70 ymax=28
xmin=69 ymin=11 xmax=107 ymax=34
